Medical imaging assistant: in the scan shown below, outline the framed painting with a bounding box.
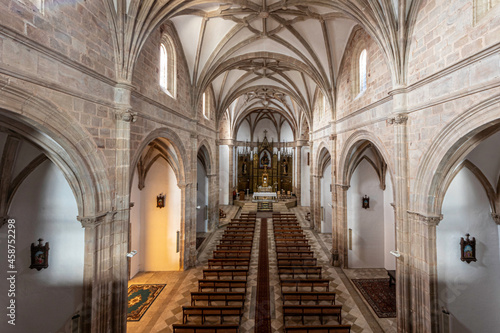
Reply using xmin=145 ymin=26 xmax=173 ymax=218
xmin=460 ymin=234 xmax=477 ymax=264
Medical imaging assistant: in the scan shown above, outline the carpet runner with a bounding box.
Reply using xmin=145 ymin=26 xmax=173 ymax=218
xmin=127 ymin=284 xmax=165 ymax=321
xmin=352 ymin=278 xmax=396 ymax=318
xmin=255 ymin=218 xmax=271 ymax=333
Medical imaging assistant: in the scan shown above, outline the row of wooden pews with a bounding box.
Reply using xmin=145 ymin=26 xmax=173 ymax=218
xmin=172 ymin=212 xmax=257 ymax=333
xmin=273 ymin=212 xmax=352 ymax=333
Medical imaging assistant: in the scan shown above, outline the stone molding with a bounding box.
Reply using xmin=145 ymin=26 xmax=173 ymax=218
xmin=77 ymin=211 xmax=116 ymax=229
xmin=407 ymin=211 xmax=443 ymax=226
xmin=492 ymin=213 xmax=500 ymax=225
xmin=329 ymin=134 xmax=337 ymax=141
xmin=386 ymin=113 xmax=408 ymax=125
xmin=335 ymin=184 xmax=350 ymax=190
xmin=115 ymin=109 xmax=137 ymax=123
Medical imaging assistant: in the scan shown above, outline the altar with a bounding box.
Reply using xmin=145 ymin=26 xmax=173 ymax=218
xmin=252 ymin=192 xmax=278 ymax=202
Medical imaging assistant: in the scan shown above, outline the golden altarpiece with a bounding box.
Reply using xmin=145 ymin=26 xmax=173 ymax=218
xmin=237 ymin=133 xmax=293 ymax=193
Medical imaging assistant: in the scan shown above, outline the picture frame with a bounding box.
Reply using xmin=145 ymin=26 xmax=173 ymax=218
xmin=362 ymin=195 xmax=370 ymax=209
xmin=156 ymin=193 xmax=165 ymax=208
xmin=30 ymin=238 xmax=49 ymax=271
xmin=460 ymin=233 xmax=477 ymax=264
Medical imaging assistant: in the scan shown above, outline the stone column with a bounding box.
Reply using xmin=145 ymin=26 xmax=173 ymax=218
xmin=112 ymin=82 xmax=135 ymax=333
xmin=335 ymin=184 xmax=349 ymax=268
xmin=78 ymin=211 xmax=117 ymax=333
xmin=407 ymin=212 xmax=442 ymax=333
xmin=178 ymin=182 xmax=196 ymax=269
xmin=207 ymin=173 xmax=219 ymax=231
xmin=329 ymin=134 xmax=339 ymax=266
xmin=388 ymin=88 xmax=411 ymax=332
xmin=309 ymin=140 xmax=315 ymax=229
xmin=228 ymin=143 xmax=234 ymax=204
xmin=294 ymin=144 xmax=302 ymax=205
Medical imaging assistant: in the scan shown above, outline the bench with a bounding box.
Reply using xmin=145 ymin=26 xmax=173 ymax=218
xmin=282 ymin=292 xmax=336 ymax=305
xmin=223 ymin=231 xmax=254 ymax=236
xmin=278 ymin=258 xmax=317 ymax=266
xmin=172 ymin=324 xmax=240 ymax=333
xmin=275 ymin=239 xmax=309 ymax=245
xmin=274 ymin=234 xmax=306 ymax=239
xmin=277 ymin=251 xmax=314 ymax=258
xmin=274 ymin=229 xmax=304 ymax=234
xmin=387 ymin=269 xmax=396 ymax=286
xmin=220 ymin=236 xmax=253 ymax=242
xmin=190 ymin=292 xmax=246 ymax=306
xmin=279 ymin=266 xmax=322 ymax=279
xmin=198 ymin=279 xmax=247 ymax=292
xmin=218 ymin=239 xmax=253 ymax=246
xmin=182 ymin=305 xmax=243 ymax=324
xmin=207 ymin=259 xmax=250 ymax=269
xmin=276 ymin=244 xmax=311 ymax=251
xmin=280 ymin=279 xmax=330 ymax=292
xmin=284 ymin=325 xmax=351 ymax=333
xmin=213 ymin=250 xmax=251 ymax=259
xmin=216 ymin=244 xmax=252 ymax=251
xmin=274 ymin=225 xmax=301 ymax=229
xmin=283 ymin=304 xmax=342 ymax=324
xmin=203 ymin=269 xmax=248 ymax=280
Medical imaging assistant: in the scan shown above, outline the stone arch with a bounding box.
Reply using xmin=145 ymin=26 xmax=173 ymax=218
xmin=0 ymin=97 xmax=111 ymax=218
xmin=412 ymin=94 xmax=500 ymax=216
xmin=197 ymin=139 xmax=214 ymax=175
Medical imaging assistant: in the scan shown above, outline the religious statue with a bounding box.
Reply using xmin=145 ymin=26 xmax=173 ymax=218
xmin=242 ymin=159 xmax=247 ymax=174
xmin=260 ymin=153 xmax=270 ymax=167
xmin=281 ymin=158 xmax=288 ymax=174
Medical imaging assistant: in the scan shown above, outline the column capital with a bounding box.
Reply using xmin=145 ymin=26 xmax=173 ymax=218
xmin=407 ymin=211 xmax=443 ymax=226
xmin=115 ymin=109 xmax=137 ymax=122
xmin=386 ymin=113 xmax=408 ymax=125
xmin=492 ymin=213 xmax=500 ymax=225
xmin=77 ymin=211 xmax=116 ymax=229
xmin=177 ymin=182 xmax=191 ymax=189
xmin=335 ymin=184 xmax=350 ymax=190
xmin=329 ymin=134 xmax=337 ymax=141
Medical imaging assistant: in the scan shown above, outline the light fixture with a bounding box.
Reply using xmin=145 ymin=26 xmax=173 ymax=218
xmin=157 ymin=193 xmax=165 ymax=208
xmin=127 ymin=250 xmax=138 ymax=258
xmin=362 ymin=195 xmax=370 ymax=209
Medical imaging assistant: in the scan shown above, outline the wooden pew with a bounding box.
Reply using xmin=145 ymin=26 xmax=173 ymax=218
xmin=190 ymin=292 xmax=246 ymax=306
xmin=280 ymin=279 xmax=330 ymax=292
xmin=202 ymin=268 xmax=248 ymax=280
xmin=216 ymin=244 xmax=252 ymax=251
xmin=282 ymin=291 xmax=336 ymax=305
xmin=207 ymin=259 xmax=249 ymax=269
xmin=278 ymin=258 xmax=317 ymax=266
xmin=213 ymin=250 xmax=251 ymax=259
xmin=226 ymin=226 xmax=255 ymax=231
xmin=277 ymin=251 xmax=314 ymax=258
xmin=274 ymin=234 xmax=306 ymax=239
xmin=219 ymin=239 xmax=253 ymax=246
xmin=220 ymin=236 xmax=253 ymax=242
xmin=182 ymin=305 xmax=243 ymax=324
xmin=276 ymin=244 xmax=311 ymax=251
xmin=223 ymin=231 xmax=254 ymax=236
xmin=172 ymin=324 xmax=240 ymax=333
xmin=198 ymin=279 xmax=247 ymax=292
xmin=282 ymin=304 xmax=342 ymax=324
xmin=284 ymin=325 xmax=351 ymax=333
xmin=278 ymin=266 xmax=322 ymax=279
xmin=275 ymin=239 xmax=309 ymax=245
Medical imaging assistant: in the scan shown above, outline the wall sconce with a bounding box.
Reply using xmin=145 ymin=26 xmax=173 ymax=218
xmin=362 ymin=195 xmax=370 ymax=209
xmin=156 ymin=193 xmax=165 ymax=208
xmin=126 ymin=250 xmax=138 ymax=258
xmin=30 ymin=238 xmax=49 ymax=271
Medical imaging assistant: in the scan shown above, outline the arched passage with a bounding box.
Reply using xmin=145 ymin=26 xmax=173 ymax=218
xmin=317 ymin=146 xmax=332 ymax=233
xmin=196 ymin=145 xmax=210 ymax=234
xmin=338 ymin=134 xmax=396 ymax=270
xmin=412 ymin=100 xmax=500 ymax=332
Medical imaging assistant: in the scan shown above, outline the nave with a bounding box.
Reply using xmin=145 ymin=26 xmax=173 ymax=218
xmin=127 ymin=206 xmax=396 ymax=333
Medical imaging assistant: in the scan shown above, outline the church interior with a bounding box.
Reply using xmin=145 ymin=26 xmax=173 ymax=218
xmin=0 ymin=0 xmax=499 ymax=332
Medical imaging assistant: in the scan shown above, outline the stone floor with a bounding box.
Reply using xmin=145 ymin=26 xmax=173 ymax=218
xmin=127 ymin=205 xmax=396 ymax=333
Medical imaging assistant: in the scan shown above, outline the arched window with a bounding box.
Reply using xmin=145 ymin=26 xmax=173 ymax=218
xmin=352 ymin=46 xmax=368 ymax=98
xmin=359 ymin=49 xmax=367 ymax=94
xmin=159 ymin=34 xmax=176 ymax=97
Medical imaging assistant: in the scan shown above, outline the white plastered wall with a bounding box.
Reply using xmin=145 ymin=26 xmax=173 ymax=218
xmin=0 ymin=160 xmax=83 ymax=333
xmin=301 ymin=146 xmax=310 ymax=205
xmin=219 ymin=145 xmax=229 ymax=204
xmin=197 ymin=159 xmax=208 ymax=232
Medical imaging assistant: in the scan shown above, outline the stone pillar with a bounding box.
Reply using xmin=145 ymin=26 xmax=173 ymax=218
xmin=408 ymin=212 xmax=442 ymax=333
xmin=294 ymin=144 xmax=302 ymax=205
xmin=228 ymin=143 xmax=234 ymax=204
xmin=388 ymin=88 xmax=411 ymax=332
xmin=178 ymin=182 xmax=196 ymax=269
xmin=329 ymin=134 xmax=339 ymax=266
xmin=78 ymin=211 xmax=118 ymax=333
xmin=309 ymin=140 xmax=314 ymax=229
xmin=207 ymin=173 xmax=219 ymax=231
xmin=111 ymin=82 xmax=135 ymax=333
xmin=335 ymin=184 xmax=349 ymax=268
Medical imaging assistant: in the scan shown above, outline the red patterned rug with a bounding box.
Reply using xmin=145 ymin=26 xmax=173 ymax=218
xmin=352 ymin=278 xmax=396 ymax=318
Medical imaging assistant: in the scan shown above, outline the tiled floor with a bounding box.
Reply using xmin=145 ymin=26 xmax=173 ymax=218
xmin=127 ymin=205 xmax=397 ymax=333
